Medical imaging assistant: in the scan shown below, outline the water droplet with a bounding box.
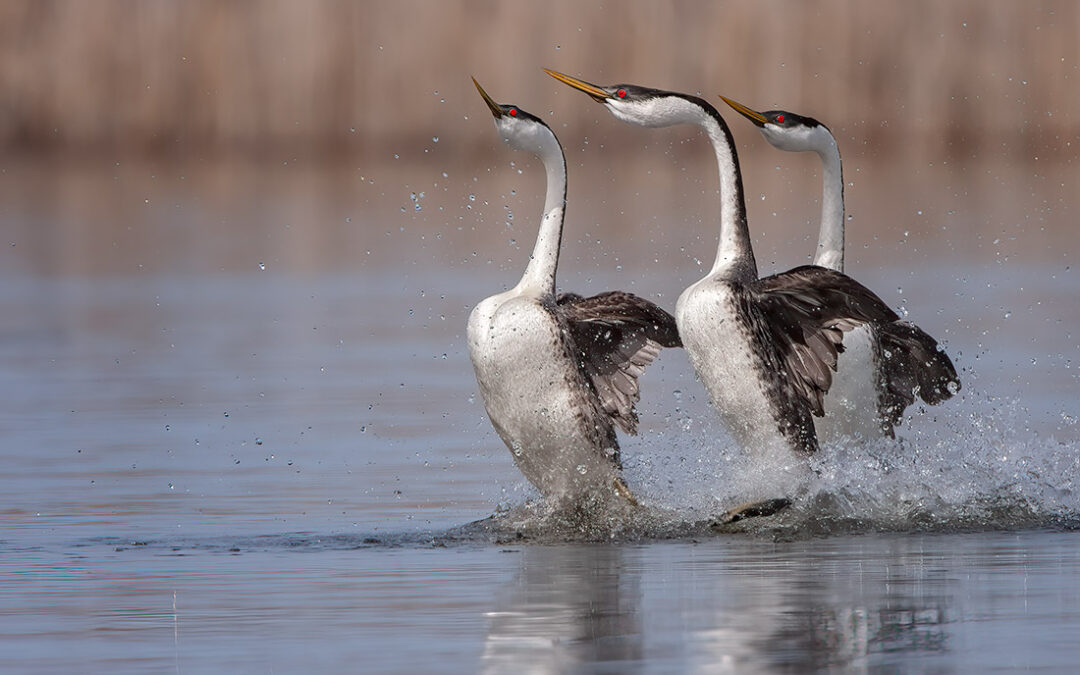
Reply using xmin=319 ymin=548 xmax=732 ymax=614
xmin=258 ymin=262 xmax=266 ymax=271
xmin=576 ymin=464 xmax=588 ymax=475
xmin=432 ymin=136 xmax=439 ymax=143
xmin=511 ymin=440 xmax=523 ymax=457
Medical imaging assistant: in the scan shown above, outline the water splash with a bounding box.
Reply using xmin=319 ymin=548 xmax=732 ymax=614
xmin=628 ymin=393 xmax=1080 ymax=538
xmin=100 ymin=394 xmax=1080 ymax=551
xmin=455 ymin=392 xmax=1080 ymax=543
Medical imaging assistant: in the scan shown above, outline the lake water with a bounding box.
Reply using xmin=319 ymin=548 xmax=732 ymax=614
xmin=1 ymin=156 xmax=1078 ymax=672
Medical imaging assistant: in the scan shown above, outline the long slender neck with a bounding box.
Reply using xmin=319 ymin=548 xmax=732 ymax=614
xmin=814 ymin=135 xmax=845 ymax=272
xmin=691 ymin=98 xmax=757 ymax=282
xmin=516 ymin=136 xmax=568 ymax=295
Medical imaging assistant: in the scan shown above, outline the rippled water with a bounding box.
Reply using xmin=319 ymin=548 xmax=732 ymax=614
xmin=1 ymin=157 xmax=1079 ymax=672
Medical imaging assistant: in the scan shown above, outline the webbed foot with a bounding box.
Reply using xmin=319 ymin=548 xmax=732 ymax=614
xmin=713 ymin=497 xmax=792 ymax=526
xmin=613 ymin=477 xmax=640 ymax=506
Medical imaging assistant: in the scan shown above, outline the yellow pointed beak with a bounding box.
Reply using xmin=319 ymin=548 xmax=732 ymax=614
xmin=472 ymin=77 xmax=504 ymax=118
xmin=543 ymin=68 xmax=611 ymax=101
xmin=720 ymin=96 xmax=768 ymax=127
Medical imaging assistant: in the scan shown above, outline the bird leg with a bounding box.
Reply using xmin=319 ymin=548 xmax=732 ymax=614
xmin=712 ymin=497 xmax=792 ymax=526
xmin=613 ymin=477 xmax=640 ymax=506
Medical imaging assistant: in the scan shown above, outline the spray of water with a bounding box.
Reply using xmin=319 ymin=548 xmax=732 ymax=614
xmin=462 ymin=388 xmax=1080 ymax=543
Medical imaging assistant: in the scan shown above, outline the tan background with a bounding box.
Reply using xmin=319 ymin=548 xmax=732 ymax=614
xmin=0 ymin=1 xmax=1076 ymax=280
xmin=0 ymin=1 xmax=1075 ymax=161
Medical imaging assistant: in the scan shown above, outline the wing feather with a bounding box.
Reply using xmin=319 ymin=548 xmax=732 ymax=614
xmin=743 ymin=265 xmax=959 ymax=450
xmin=557 ymin=291 xmax=680 ymax=435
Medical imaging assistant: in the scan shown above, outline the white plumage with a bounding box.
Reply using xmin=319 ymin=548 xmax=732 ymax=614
xmin=467 ymin=78 xmax=680 ymax=505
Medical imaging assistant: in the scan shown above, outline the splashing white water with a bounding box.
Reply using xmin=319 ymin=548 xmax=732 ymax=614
xmin=619 ymin=391 xmax=1080 ymax=537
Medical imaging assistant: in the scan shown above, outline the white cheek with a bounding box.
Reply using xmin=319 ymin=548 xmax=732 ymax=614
xmin=606 ymin=102 xmax=644 ymax=126
xmin=608 ymin=98 xmax=693 ymax=128
xmin=762 ymin=127 xmax=804 ymax=152
xmin=761 ymin=127 xmax=786 ymax=145
xmin=495 ymin=118 xmax=513 ymax=140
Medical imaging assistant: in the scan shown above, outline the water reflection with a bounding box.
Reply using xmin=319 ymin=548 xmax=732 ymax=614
xmin=481 ymin=537 xmax=960 ymax=672
xmin=766 ymin=598 xmax=948 ymax=671
xmin=481 ymin=545 xmax=641 ymax=673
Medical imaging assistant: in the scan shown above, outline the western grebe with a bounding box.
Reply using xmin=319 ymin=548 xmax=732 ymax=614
xmin=467 ymin=78 xmax=680 ymax=506
xmin=721 ymin=98 xmax=845 ymax=272
xmin=545 ymin=70 xmax=959 ymax=467
xmin=721 ymin=96 xmax=961 ymax=440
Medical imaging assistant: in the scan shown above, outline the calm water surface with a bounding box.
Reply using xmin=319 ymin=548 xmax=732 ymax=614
xmin=1 ymin=158 xmax=1078 ymax=672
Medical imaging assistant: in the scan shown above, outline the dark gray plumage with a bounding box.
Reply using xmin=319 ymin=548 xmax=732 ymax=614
xmin=740 ymin=265 xmax=960 ymax=453
xmin=558 ymin=291 xmax=681 ymax=437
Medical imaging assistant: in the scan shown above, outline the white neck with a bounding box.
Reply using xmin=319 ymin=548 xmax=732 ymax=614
xmin=699 ymin=109 xmax=757 ymax=282
xmin=603 ymin=95 xmax=760 ymax=282
xmin=813 ymin=136 xmax=845 ymax=272
xmin=606 ymin=95 xmax=757 ymax=282
xmin=515 ymin=135 xmax=567 ymax=295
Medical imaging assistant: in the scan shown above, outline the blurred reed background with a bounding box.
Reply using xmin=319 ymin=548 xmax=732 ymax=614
xmin=0 ymin=0 xmax=1075 ymax=278
xmin=0 ymin=0 xmax=1075 ymax=160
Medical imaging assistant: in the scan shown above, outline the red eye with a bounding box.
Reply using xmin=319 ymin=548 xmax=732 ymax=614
xmin=509 ymin=108 xmax=517 ymax=116
xmin=617 ymin=89 xmax=627 ymax=98
xmin=776 ymin=114 xmax=785 ymax=123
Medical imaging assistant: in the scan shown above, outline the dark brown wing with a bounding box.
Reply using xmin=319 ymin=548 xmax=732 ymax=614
xmin=875 ymin=320 xmax=961 ymax=431
xmin=748 ymin=265 xmax=901 ymax=415
xmin=746 ymin=265 xmax=959 ymax=449
xmin=557 ymin=291 xmax=681 ymax=435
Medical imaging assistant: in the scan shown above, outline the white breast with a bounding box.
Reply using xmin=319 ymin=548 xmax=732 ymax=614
xmin=675 ymin=279 xmax=790 ymax=457
xmin=814 ymin=325 xmax=883 ymax=444
xmin=467 ymin=293 xmax=621 ymax=500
